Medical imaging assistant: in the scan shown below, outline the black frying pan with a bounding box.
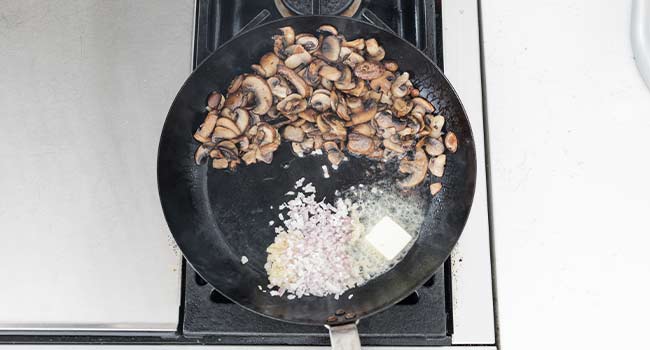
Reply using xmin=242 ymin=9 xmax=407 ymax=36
xmin=158 ymin=15 xmax=476 ymax=333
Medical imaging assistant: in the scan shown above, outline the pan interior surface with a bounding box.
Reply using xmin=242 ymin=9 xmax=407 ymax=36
xmin=157 ymin=16 xmax=476 ymax=326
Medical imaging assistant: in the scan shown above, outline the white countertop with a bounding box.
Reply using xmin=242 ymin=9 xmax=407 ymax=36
xmin=0 ymin=0 xmax=194 ymax=330
xmin=482 ymin=0 xmax=650 ymax=349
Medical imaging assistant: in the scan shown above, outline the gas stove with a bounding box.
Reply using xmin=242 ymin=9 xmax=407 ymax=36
xmin=0 ymin=0 xmax=494 ymax=347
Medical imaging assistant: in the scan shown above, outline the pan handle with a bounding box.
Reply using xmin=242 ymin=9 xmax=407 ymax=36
xmin=326 ymin=322 xmax=361 ymax=350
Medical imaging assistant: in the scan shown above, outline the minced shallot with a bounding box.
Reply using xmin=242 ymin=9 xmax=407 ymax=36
xmin=264 ymin=179 xmax=388 ymax=299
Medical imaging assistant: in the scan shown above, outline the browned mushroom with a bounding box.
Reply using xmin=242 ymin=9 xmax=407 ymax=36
xmin=352 ymin=123 xmax=376 ymax=137
xmin=279 ymin=26 xmax=295 ymax=46
xmin=298 ymin=108 xmax=317 ymax=123
xmin=318 ymin=65 xmax=342 ymax=81
xmin=323 ymin=141 xmax=344 ymax=166
xmin=216 ymin=117 xmax=241 ymax=135
xmin=228 ymin=75 xmax=244 ymax=94
xmin=194 ymin=142 xmax=215 ymax=165
xmin=429 ymin=182 xmax=442 ymax=196
xmin=241 ymin=75 xmax=273 ymax=115
xmin=346 ymin=96 xmax=364 ymax=113
xmin=305 ymin=59 xmax=325 ymax=86
xmin=374 ymin=110 xmax=407 ymax=131
xmin=393 ymin=98 xmax=414 ymax=117
xmin=317 ymin=24 xmax=338 ymax=36
xmin=207 ymin=92 xmax=224 ymax=111
xmin=391 ymin=72 xmax=411 ymax=98
xmin=444 ymin=132 xmax=457 ymax=153
xmin=284 ymin=45 xmax=312 ymax=69
xmin=256 ymin=52 xmax=281 ymax=77
xmin=365 ymin=38 xmax=380 ymax=56
xmin=282 ymin=124 xmax=305 ymax=142
xmin=277 ymin=64 xmax=312 ymax=97
xmin=296 ymin=34 xmax=319 ymax=53
xmin=321 ymin=35 xmax=341 ymax=62
xmin=224 ymin=91 xmax=247 ymax=110
xmin=429 ymin=154 xmax=446 ymax=177
xmin=212 ymin=158 xmax=229 ymax=169
xmin=277 ymin=93 xmax=307 ymax=114
xmin=428 ymin=114 xmax=445 ymax=138
xmin=383 ymin=60 xmax=399 ymax=72
xmin=354 ymin=61 xmax=385 ymax=80
xmin=334 ymin=66 xmax=355 ymax=90
xmin=234 ymin=108 xmax=250 ymax=134
xmin=309 ymin=90 xmax=331 ymax=112
xmin=347 ymin=99 xmax=377 ymax=126
xmin=267 ymin=76 xmax=291 ymax=99
xmin=369 ymin=70 xmax=395 ymax=94
xmin=194 ymin=113 xmax=218 ymax=143
xmin=411 ymin=97 xmax=435 ymax=117
xmin=398 ymin=147 xmax=428 ymax=188
xmin=343 ymin=51 xmax=365 ymax=68
xmin=347 ymin=133 xmax=374 ymax=155
xmin=424 ymin=137 xmax=445 ymax=156
xmin=212 ymin=126 xmax=239 ymax=140
xmin=383 ymin=137 xmax=406 ymax=154
xmin=342 ymin=38 xmax=365 ymax=50
xmin=273 ymin=35 xmax=286 ymax=59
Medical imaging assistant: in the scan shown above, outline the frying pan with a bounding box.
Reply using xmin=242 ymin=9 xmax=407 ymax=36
xmin=158 ymin=15 xmax=476 ymax=349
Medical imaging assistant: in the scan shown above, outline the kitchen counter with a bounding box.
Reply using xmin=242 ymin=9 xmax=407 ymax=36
xmin=481 ymin=0 xmax=650 ymax=349
xmin=0 ymin=0 xmax=194 ymax=331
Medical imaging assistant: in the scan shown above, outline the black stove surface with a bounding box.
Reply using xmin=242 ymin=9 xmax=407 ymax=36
xmin=184 ymin=0 xmax=451 ymax=346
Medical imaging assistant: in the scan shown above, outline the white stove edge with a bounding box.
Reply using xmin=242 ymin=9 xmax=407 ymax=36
xmin=443 ymin=0 xmax=497 ymax=345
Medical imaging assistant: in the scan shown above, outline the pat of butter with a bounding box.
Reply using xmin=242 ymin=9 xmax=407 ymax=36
xmin=364 ymin=216 xmax=413 ymax=260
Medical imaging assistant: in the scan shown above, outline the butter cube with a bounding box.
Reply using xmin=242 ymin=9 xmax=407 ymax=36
xmin=364 ymin=216 xmax=413 ymax=260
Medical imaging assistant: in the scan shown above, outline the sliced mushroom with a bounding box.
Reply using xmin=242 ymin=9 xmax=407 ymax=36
xmin=282 ymin=124 xmax=305 ymax=142
xmin=428 ymin=114 xmax=445 ymax=138
xmin=305 ymin=59 xmax=325 ymax=86
xmin=429 ymin=154 xmax=446 ymax=177
xmin=343 ymin=51 xmax=365 ymax=68
xmin=207 ymin=92 xmax=224 ymax=111
xmin=317 ymin=24 xmax=338 ymax=36
xmin=411 ymin=97 xmax=435 ymax=117
xmin=320 ymin=77 xmax=333 ymax=90
xmin=258 ymin=52 xmax=281 ymax=77
xmin=241 ymin=150 xmax=257 ymax=165
xmin=334 ymin=66 xmax=355 ymax=90
xmin=279 ymin=26 xmax=295 ymax=46
xmin=277 ymin=64 xmax=312 ymax=97
xmin=369 ymin=70 xmax=395 ymax=93
xmin=323 ymin=141 xmax=344 ymax=166
xmin=234 ymin=108 xmax=250 ymax=134
xmin=342 ymin=38 xmax=365 ymax=50
xmin=310 ymin=90 xmax=331 ymax=112
xmin=241 ymin=75 xmax=273 ymax=115
xmin=444 ymin=132 xmax=458 ymax=153
xmin=393 ymin=98 xmax=414 ymax=117
xmin=354 ymin=60 xmax=385 ymax=80
xmin=374 ymin=110 xmax=407 ymax=131
xmin=429 ymin=182 xmax=442 ymax=196
xmin=424 ymin=137 xmax=445 ymax=156
xmin=383 ymin=137 xmax=406 ymax=154
xmin=273 ymin=35 xmax=286 ymax=59
xmin=383 ymin=60 xmax=399 ymax=72
xmin=369 ymin=47 xmax=385 ymax=61
xmin=347 ymin=99 xmax=377 ymax=126
xmin=410 ymin=88 xmax=420 ymax=97
xmin=346 ymin=80 xmax=367 ymax=97
xmin=194 ymin=142 xmax=215 ymax=165
xmin=347 ymin=133 xmax=374 ymax=155
xmin=391 ymin=72 xmax=411 ymax=98
xmin=212 ymin=126 xmax=239 ymax=140
xmin=298 ymin=108 xmax=317 ymax=123
xmin=398 ymin=147 xmax=428 ymax=188
xmin=211 ymin=158 xmax=229 ymax=169
xmin=319 ymin=64 xmax=342 ymax=81
xmin=277 ymin=93 xmax=307 ymax=114
xmin=267 ymin=76 xmax=291 ymax=99
xmin=296 ymin=34 xmax=319 ymax=53
xmin=321 ymin=35 xmax=341 ymax=63
xmin=347 ymin=96 xmax=364 ymax=113
xmin=227 ymin=75 xmax=244 ymax=94
xmin=194 ymin=113 xmax=218 ymax=143
xmin=352 ymin=123 xmax=376 ymax=137
xmin=365 ymin=39 xmax=380 ymax=56
xmin=216 ymin=117 xmax=241 ymax=135
xmin=284 ymin=45 xmax=312 ymax=69
xmin=224 ymin=91 xmax=247 ymax=110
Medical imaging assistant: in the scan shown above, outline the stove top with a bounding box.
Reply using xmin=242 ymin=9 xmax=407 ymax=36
xmin=184 ymin=0 xmax=451 ymax=346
